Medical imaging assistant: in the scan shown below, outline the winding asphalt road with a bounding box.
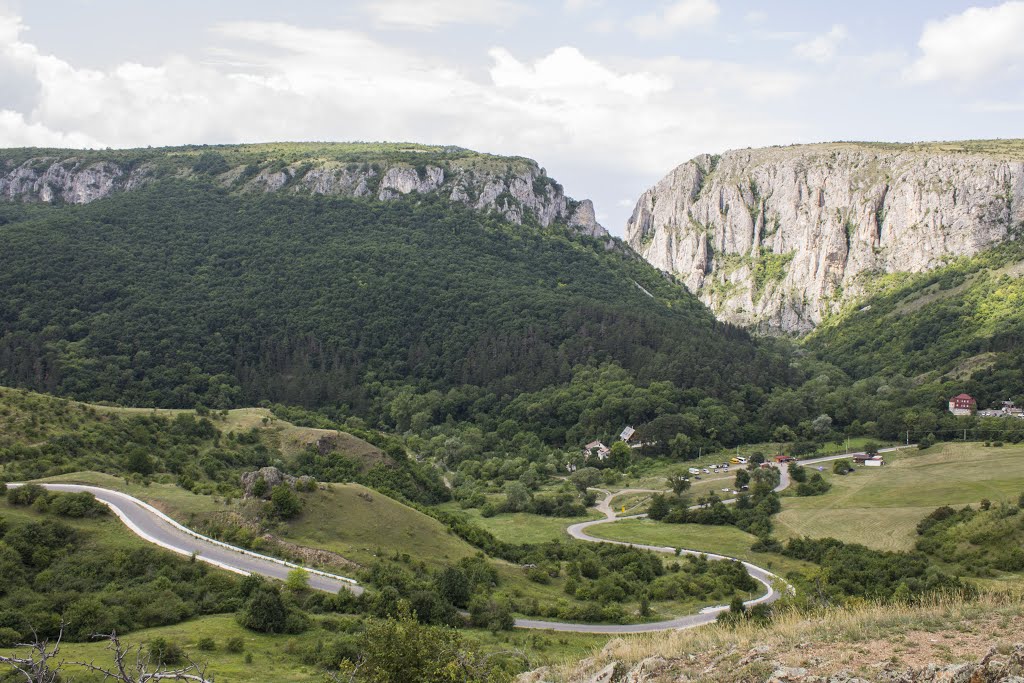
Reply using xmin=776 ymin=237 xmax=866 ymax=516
xmin=21 ymin=446 xmax=909 ymax=634
xmin=22 ymin=483 xmax=362 ymax=595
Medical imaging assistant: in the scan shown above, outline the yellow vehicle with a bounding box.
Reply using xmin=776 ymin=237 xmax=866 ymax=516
xmin=729 ymin=457 xmax=741 ymax=464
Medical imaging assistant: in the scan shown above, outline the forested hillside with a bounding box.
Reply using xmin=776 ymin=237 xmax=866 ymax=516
xmin=805 ymin=238 xmax=1024 ymax=408
xmin=0 ymin=174 xmax=791 ymax=446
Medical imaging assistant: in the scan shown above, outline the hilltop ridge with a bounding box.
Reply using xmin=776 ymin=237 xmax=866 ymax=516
xmin=0 ymin=142 xmax=607 ymax=237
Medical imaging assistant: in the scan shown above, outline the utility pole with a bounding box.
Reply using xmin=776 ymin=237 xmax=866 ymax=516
xmin=906 ymin=430 xmax=909 ymax=446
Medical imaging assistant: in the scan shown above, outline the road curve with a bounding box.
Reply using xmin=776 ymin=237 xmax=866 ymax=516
xmin=19 ymin=447 xmax=910 ymax=634
xmin=522 ymin=446 xmax=915 ymax=633
xmin=21 ymin=483 xmax=363 ymax=595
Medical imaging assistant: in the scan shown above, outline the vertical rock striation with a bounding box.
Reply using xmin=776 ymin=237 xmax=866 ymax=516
xmin=626 ymin=142 xmax=1024 ymax=333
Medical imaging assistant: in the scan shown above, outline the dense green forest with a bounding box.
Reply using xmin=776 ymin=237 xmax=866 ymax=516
xmin=0 ymin=144 xmax=1021 ymax=461
xmin=0 ymin=179 xmax=790 ymax=442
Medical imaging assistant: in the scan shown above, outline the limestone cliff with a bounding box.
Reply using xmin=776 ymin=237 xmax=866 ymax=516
xmin=0 ymin=144 xmax=607 ymax=237
xmin=626 ymin=142 xmax=1024 ymax=333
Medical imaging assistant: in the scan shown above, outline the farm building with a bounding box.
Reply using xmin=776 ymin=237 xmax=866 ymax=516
xmin=582 ymin=440 xmax=610 ymax=461
xmin=948 ymin=393 xmax=976 ymax=416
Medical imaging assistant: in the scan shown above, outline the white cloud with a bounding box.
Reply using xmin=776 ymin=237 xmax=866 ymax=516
xmin=489 ymin=46 xmax=671 ymax=98
xmin=793 ymin=24 xmax=847 ymax=63
xmin=0 ymin=8 xmax=810 ymax=234
xmin=363 ymin=0 xmax=526 ymax=29
xmin=967 ymin=100 xmax=1024 ymax=113
xmin=906 ymin=1 xmax=1024 ymax=82
xmin=0 ymin=110 xmax=103 ymax=148
xmin=564 ymin=0 xmax=596 ymax=12
xmin=627 ymin=0 xmax=719 ymax=38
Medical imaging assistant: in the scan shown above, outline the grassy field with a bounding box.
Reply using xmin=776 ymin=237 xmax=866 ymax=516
xmin=585 ymin=519 xmax=814 ymax=578
xmin=279 ymin=483 xmax=477 ymax=568
xmin=775 ymin=442 xmax=1024 ymax=551
xmin=39 ymin=471 xmax=229 ymax=518
xmin=433 ymin=503 xmax=603 ymax=545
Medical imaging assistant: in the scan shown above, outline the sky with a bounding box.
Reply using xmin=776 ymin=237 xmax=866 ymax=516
xmin=1 ymin=1 xmax=1022 ymax=234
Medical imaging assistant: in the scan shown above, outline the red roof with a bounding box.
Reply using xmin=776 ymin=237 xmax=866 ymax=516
xmin=952 ymin=393 xmax=974 ymax=400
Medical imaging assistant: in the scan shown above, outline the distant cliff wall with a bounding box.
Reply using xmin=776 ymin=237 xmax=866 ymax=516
xmin=0 ymin=147 xmax=607 ymax=236
xmin=626 ymin=143 xmax=1024 ymax=333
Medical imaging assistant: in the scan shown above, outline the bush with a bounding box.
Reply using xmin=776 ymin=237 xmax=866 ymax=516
xmin=225 ymin=636 xmax=245 ymax=653
xmin=148 ymin=637 xmax=185 ymax=666
xmin=50 ymin=492 xmax=106 ymax=518
xmin=270 ymin=485 xmax=302 ymax=520
xmin=196 ymin=637 xmax=216 ymax=651
xmin=832 ymin=459 xmax=853 ymax=475
xmin=0 ymin=626 xmax=22 ymax=647
xmin=795 ymin=473 xmax=831 ymax=497
xmin=7 ymin=484 xmax=47 ymax=506
xmin=285 ymin=567 xmax=310 ymax=592
xmin=238 ymin=585 xmax=289 ymax=633
xmin=750 ymin=537 xmax=783 ymax=553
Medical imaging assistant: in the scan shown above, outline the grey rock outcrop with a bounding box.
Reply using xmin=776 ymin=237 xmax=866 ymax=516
xmin=0 ymin=158 xmax=152 ymax=204
xmin=626 ymin=143 xmax=1024 ymax=333
xmin=0 ymin=149 xmax=608 ymax=237
xmin=240 ymin=466 xmax=315 ymax=499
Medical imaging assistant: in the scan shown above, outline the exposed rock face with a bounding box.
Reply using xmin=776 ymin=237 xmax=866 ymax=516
xmin=240 ymin=466 xmax=315 ymax=498
xmin=0 ymin=150 xmax=608 ymax=237
xmin=0 ymin=158 xmax=152 ymax=204
xmin=626 ymin=143 xmax=1024 ymax=333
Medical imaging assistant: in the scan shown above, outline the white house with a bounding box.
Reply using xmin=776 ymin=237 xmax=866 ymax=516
xmin=583 ymin=440 xmax=610 ymax=461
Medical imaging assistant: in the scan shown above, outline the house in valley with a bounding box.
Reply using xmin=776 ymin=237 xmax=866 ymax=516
xmin=948 ymin=394 xmax=976 ymax=416
xmin=619 ymin=425 xmax=637 ymax=445
xmin=583 ymin=440 xmax=610 ymax=462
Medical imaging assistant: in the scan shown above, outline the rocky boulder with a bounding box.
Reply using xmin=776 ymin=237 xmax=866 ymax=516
xmin=240 ymin=466 xmax=316 ymax=498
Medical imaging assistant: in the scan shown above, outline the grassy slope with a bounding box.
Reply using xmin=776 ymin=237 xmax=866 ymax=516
xmin=585 ymin=520 xmax=813 ymax=579
xmin=546 ymin=592 xmax=1024 ymax=682
xmin=0 ymin=498 xmax=608 ymax=680
xmin=805 ymin=240 xmax=1024 ymax=384
xmin=280 ymin=483 xmax=475 ymax=568
xmin=68 ymin=399 xmax=385 ymax=465
xmin=433 ymin=503 xmax=604 ymax=545
xmin=0 ymin=385 xmax=384 ymax=487
xmin=1 ymin=612 xmax=609 ymax=683
xmin=0 ymin=141 xmax=533 ymax=175
xmin=775 ymin=442 xmax=1024 ymax=551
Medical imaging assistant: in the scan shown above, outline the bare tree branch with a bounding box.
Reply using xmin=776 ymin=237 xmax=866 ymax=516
xmin=0 ymin=624 xmax=66 ymax=683
xmin=71 ymin=631 xmax=213 ymax=683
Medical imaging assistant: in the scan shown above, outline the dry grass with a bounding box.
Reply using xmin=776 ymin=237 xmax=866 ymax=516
xmin=538 ymin=592 xmax=1024 ymax=682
